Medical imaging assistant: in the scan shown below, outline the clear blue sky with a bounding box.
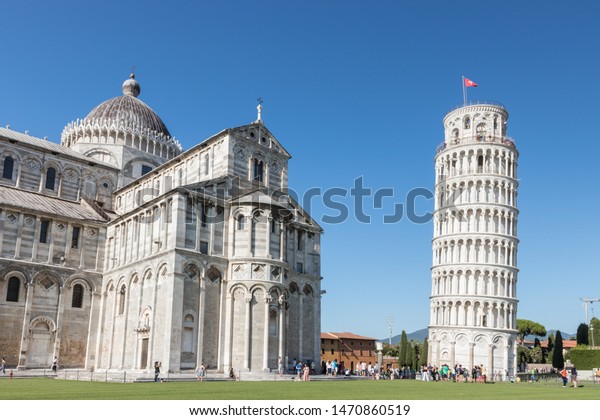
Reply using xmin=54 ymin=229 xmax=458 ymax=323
xmin=1 ymin=1 xmax=599 ymax=339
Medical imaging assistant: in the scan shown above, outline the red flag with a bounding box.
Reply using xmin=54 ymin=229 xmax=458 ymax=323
xmin=464 ymin=77 xmax=478 ymax=87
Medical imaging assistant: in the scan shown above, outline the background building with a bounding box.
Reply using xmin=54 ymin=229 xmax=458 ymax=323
xmin=0 ymin=74 xmax=323 ymax=375
xmin=428 ymin=102 xmax=519 ymax=375
xmin=320 ymin=332 xmax=376 ymax=373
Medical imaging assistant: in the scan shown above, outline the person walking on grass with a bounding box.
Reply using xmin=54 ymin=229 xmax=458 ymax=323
xmin=570 ymin=365 xmax=578 ymax=388
xmin=560 ymin=366 xmax=568 ymax=387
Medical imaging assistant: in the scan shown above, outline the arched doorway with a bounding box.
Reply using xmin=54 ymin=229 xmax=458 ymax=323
xmin=28 ymin=317 xmax=55 ymax=368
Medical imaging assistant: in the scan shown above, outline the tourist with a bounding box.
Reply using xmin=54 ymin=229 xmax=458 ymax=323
xmin=1 ymin=358 xmax=5 ymax=375
xmin=571 ymin=365 xmax=578 ymax=388
xmin=303 ymin=364 xmax=310 ymax=381
xmin=278 ymin=357 xmax=284 ymax=377
xmin=560 ymin=366 xmax=568 ymax=387
xmin=197 ymin=362 xmax=206 ymax=381
xmin=295 ymin=360 xmax=303 ymax=379
xmin=51 ymin=357 xmax=58 ymax=374
xmin=154 ymin=361 xmax=161 ymax=382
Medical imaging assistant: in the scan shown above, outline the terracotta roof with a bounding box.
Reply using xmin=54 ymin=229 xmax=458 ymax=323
xmin=0 ymin=185 xmax=108 ymax=222
xmin=539 ymin=339 xmax=577 ymax=349
xmin=321 ymin=332 xmax=377 ymax=341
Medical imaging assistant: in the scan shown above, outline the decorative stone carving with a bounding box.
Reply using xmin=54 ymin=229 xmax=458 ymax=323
xmin=24 ymin=159 xmax=40 ymax=172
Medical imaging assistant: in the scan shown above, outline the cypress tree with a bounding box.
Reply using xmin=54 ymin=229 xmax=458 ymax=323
xmin=590 ymin=317 xmax=600 ymax=347
xmin=406 ymin=342 xmax=414 ymax=370
xmin=412 ymin=342 xmax=421 ymax=371
xmin=398 ymin=330 xmax=408 ymax=366
xmin=576 ymin=323 xmax=589 ymax=345
xmin=552 ymin=330 xmax=564 ymax=369
xmin=422 ymin=338 xmax=429 ymax=366
xmin=546 ymin=334 xmax=554 ymax=364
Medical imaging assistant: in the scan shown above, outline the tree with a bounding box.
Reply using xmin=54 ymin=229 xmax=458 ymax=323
xmin=398 ymin=330 xmax=408 ymax=366
xmin=530 ymin=346 xmax=543 ymax=363
xmin=422 ymin=338 xmax=429 ymax=366
xmin=412 ymin=342 xmax=421 ymax=371
xmin=516 ymin=319 xmax=547 ymax=343
xmin=545 ymin=334 xmax=554 ymax=364
xmin=547 ymin=334 xmax=554 ymax=353
xmin=590 ymin=317 xmax=600 ymax=348
xmin=553 ymin=330 xmax=564 ymax=369
xmin=517 ymin=346 xmax=531 ymax=370
xmin=383 ymin=344 xmax=399 ymax=357
xmin=406 ymin=342 xmax=414 ymax=370
xmin=576 ymin=323 xmax=589 ymax=345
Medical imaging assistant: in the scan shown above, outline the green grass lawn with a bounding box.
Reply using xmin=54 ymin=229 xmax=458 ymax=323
xmin=1 ymin=378 xmax=598 ymax=400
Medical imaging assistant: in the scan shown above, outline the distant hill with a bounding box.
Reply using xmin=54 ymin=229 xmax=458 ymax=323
xmin=525 ymin=330 xmax=575 ymax=341
xmin=383 ymin=328 xmax=428 ymax=344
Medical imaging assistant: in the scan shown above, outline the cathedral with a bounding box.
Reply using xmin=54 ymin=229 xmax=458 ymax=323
xmin=0 ymin=74 xmax=323 ymax=375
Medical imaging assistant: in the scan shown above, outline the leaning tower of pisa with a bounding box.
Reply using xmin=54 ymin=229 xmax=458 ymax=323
xmin=428 ymin=102 xmax=519 ymax=377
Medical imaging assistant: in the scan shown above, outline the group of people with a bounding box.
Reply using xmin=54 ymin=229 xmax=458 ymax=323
xmin=354 ymin=361 xmax=380 ymax=378
xmin=322 ymin=359 xmax=340 ymax=376
xmin=420 ymin=364 xmax=498 ymax=383
xmin=294 ymin=358 xmax=313 ymax=381
xmin=560 ymin=365 xmax=578 ymax=388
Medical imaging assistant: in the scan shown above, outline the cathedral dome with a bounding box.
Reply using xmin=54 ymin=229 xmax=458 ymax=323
xmin=84 ymin=74 xmax=171 ymax=137
xmin=61 ymin=74 xmax=182 ymax=163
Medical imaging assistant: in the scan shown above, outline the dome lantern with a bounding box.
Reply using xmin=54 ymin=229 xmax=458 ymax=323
xmin=122 ymin=73 xmax=141 ymax=98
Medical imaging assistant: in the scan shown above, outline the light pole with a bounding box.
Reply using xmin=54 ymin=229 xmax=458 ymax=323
xmin=591 ymin=324 xmax=595 ymax=348
xmin=386 ymin=316 xmax=394 ymax=345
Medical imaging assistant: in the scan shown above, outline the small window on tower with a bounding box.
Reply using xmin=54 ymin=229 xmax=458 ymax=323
xmin=464 ymin=116 xmax=471 ymax=130
xmin=237 ymin=215 xmax=245 ymax=230
xmin=71 ymin=226 xmax=81 ymax=249
xmin=200 ymin=241 xmax=209 ymax=254
xmin=3 ymin=156 xmax=14 ymax=180
xmin=476 ymin=123 xmax=486 ymax=139
xmin=45 ymin=167 xmax=56 ymax=190
xmin=40 ymin=220 xmax=50 ymax=243
xmin=253 ymin=159 xmax=264 ymax=183
xmin=477 ymin=155 xmax=484 ymax=172
xmin=72 ymin=284 xmax=84 ymax=308
xmin=6 ymin=277 xmax=20 ymax=302
xmin=118 ymin=285 xmax=126 ymax=315
xmin=141 ymin=165 xmax=152 ymax=175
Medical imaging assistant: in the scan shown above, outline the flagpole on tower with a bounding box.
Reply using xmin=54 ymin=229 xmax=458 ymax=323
xmin=462 ymin=75 xmax=467 ymax=106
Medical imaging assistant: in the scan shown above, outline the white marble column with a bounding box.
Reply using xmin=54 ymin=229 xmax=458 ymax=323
xmin=262 ymin=297 xmax=272 ymax=372
xmin=243 ymin=296 xmax=252 ymax=371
